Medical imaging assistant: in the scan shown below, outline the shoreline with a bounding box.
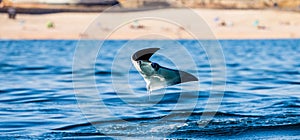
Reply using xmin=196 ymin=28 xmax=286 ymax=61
xmin=1 ymin=38 xmax=300 ymax=41
xmin=1 ymin=8 xmax=300 ymax=40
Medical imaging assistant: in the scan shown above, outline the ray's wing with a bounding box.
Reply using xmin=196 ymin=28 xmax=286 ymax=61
xmin=157 ymin=66 xmax=198 ymax=86
xmin=132 ymin=48 xmax=160 ymax=61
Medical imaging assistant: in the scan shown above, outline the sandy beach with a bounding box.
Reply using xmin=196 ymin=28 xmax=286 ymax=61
xmin=1 ymin=8 xmax=300 ymax=40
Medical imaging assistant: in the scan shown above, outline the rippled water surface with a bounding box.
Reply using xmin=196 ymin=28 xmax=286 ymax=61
xmin=0 ymin=40 xmax=299 ymax=139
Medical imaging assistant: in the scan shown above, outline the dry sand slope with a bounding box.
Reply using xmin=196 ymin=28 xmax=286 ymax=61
xmin=0 ymin=8 xmax=300 ymax=39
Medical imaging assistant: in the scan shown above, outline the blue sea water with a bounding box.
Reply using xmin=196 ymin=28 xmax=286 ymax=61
xmin=0 ymin=39 xmax=299 ymax=139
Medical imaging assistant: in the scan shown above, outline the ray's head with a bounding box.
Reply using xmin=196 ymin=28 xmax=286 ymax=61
xmin=131 ymin=48 xmax=160 ymax=76
xmin=135 ymin=60 xmax=160 ymax=76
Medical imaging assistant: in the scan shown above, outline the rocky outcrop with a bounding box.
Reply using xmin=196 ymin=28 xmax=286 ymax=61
xmin=5 ymin=0 xmax=118 ymax=5
xmin=119 ymin=0 xmax=300 ymax=9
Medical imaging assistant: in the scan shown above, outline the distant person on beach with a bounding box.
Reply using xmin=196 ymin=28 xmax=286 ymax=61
xmin=214 ymin=17 xmax=220 ymax=23
xmin=214 ymin=17 xmax=233 ymax=27
xmin=130 ymin=20 xmax=144 ymax=29
xmin=253 ymin=20 xmax=259 ymax=27
xmin=253 ymin=20 xmax=266 ymax=30
xmin=8 ymin=7 xmax=16 ymax=19
xmin=47 ymin=21 xmax=55 ymax=29
xmin=219 ymin=21 xmax=226 ymax=26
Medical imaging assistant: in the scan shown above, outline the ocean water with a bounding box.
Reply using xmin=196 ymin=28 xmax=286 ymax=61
xmin=0 ymin=39 xmax=299 ymax=139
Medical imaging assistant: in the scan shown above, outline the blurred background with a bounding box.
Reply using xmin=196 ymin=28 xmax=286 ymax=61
xmin=0 ymin=0 xmax=300 ymax=39
xmin=1 ymin=0 xmax=300 ymax=12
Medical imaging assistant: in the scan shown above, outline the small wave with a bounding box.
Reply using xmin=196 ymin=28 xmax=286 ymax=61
xmin=271 ymin=100 xmax=300 ymax=108
xmin=40 ymin=132 xmax=110 ymax=139
xmin=247 ymin=86 xmax=278 ymax=90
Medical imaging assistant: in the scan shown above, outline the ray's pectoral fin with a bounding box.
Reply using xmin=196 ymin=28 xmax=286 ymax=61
xmin=157 ymin=66 xmax=198 ymax=87
xmin=178 ymin=70 xmax=198 ymax=83
xmin=132 ymin=48 xmax=160 ymax=61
